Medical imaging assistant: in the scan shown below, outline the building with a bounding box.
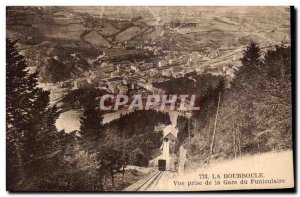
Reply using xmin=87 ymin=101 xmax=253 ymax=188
xmin=163 ymin=132 xmax=176 ymax=155
xmin=158 ymin=131 xmax=177 ymax=171
xmin=155 ymin=125 xmax=179 ymax=171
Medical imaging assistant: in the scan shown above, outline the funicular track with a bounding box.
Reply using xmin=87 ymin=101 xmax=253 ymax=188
xmin=135 ymin=171 xmax=164 ymax=191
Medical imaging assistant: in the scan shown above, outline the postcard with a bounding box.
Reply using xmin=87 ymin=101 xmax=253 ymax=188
xmin=6 ymin=6 xmax=294 ymax=192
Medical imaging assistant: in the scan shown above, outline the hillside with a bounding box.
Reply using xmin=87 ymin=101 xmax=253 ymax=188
xmin=175 ymin=43 xmax=292 ymax=170
xmin=6 ymin=7 xmax=290 ymax=83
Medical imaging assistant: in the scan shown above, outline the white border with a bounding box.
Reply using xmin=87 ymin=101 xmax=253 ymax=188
xmin=1 ymin=0 xmax=297 ymax=6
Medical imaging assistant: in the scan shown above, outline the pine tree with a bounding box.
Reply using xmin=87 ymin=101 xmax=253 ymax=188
xmin=6 ymin=38 xmax=61 ymax=190
xmin=79 ymin=107 xmax=105 ymax=153
xmin=241 ymin=42 xmax=261 ymax=68
xmin=235 ymin=41 xmax=262 ymax=83
xmin=79 ymin=107 xmax=116 ymax=190
xmin=6 ymin=38 xmax=31 ymax=189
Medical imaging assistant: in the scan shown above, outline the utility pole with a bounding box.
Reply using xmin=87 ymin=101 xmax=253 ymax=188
xmin=208 ymin=117 xmax=211 ymax=138
xmin=188 ymin=117 xmax=191 ymax=144
xmin=233 ymin=129 xmax=237 ymax=158
xmin=122 ymin=129 xmax=125 ymax=181
xmin=186 ymin=112 xmax=192 ymax=144
xmin=238 ymin=129 xmax=242 ymax=156
xmin=210 ymin=91 xmax=221 ymax=156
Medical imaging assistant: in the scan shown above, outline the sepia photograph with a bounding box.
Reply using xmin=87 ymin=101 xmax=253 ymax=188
xmin=6 ymin=6 xmax=294 ymax=192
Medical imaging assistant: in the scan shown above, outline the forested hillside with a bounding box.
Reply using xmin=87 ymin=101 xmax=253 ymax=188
xmin=177 ymin=43 xmax=292 ymax=167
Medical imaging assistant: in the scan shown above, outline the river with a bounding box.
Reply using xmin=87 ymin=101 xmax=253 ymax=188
xmin=56 ymin=109 xmax=136 ymax=133
xmin=55 ymin=109 xmax=184 ymax=134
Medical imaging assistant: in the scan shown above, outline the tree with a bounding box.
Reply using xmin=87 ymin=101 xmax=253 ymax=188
xmin=263 ymin=45 xmax=291 ymax=80
xmin=79 ymin=107 xmax=105 ymax=153
xmin=235 ymin=41 xmax=262 ymax=85
xmin=98 ymin=143 xmax=123 ymax=188
xmin=241 ymin=42 xmax=261 ymax=64
xmin=6 ymin=38 xmax=62 ymax=190
xmin=177 ymin=115 xmax=189 ymax=143
xmin=130 ymin=148 xmax=149 ymax=167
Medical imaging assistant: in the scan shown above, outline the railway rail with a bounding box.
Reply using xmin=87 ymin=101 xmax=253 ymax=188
xmin=135 ymin=171 xmax=164 ymax=191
